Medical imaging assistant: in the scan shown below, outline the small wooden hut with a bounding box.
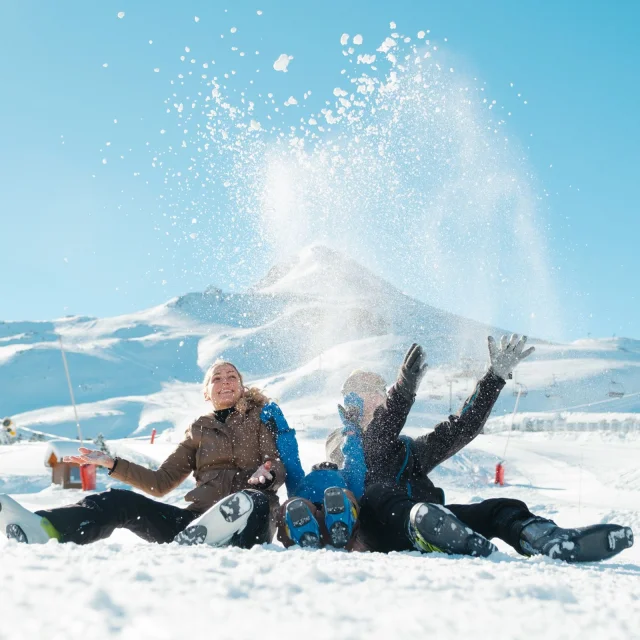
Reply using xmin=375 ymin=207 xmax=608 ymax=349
xmin=44 ymin=440 xmax=84 ymax=489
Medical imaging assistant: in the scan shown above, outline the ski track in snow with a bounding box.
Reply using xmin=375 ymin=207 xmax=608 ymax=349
xmin=1 ymin=434 xmax=640 ymax=639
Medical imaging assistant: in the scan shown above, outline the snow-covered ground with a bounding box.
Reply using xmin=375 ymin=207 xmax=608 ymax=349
xmin=2 ymin=247 xmax=639 ymax=638
xmin=2 ymin=429 xmax=639 ymax=640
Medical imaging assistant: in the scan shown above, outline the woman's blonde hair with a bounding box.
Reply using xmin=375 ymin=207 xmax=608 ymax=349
xmin=202 ymin=360 xmax=269 ymax=412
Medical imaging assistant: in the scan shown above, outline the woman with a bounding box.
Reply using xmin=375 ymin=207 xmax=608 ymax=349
xmin=0 ymin=361 xmax=285 ymax=548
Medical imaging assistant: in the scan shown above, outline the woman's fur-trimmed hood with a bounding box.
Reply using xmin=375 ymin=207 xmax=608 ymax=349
xmin=235 ymin=387 xmax=269 ymax=414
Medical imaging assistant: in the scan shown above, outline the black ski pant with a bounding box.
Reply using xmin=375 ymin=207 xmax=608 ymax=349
xmin=358 ymin=483 xmax=535 ymax=555
xmin=37 ymin=488 xmax=273 ymax=548
xmin=37 ymin=489 xmax=197 ymax=545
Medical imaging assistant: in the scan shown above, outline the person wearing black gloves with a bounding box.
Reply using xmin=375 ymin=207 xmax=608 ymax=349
xmin=330 ymin=337 xmax=634 ymax=562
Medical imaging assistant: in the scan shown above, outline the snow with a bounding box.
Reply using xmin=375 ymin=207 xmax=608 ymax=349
xmin=44 ymin=440 xmax=84 ymax=466
xmin=2 ymin=244 xmax=639 ymax=637
xmin=1 ymin=431 xmax=639 ymax=639
xmin=273 ymin=54 xmax=293 ymax=72
xmin=377 ymin=37 xmax=397 ymax=54
xmin=2 ymin=245 xmax=640 ymax=445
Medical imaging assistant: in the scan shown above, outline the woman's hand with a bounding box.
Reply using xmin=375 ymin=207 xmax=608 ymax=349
xmin=63 ymin=447 xmax=115 ymax=470
xmin=248 ymin=460 xmax=273 ymax=486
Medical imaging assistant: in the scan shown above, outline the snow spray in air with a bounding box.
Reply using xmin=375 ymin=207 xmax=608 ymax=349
xmin=154 ymin=23 xmax=560 ymax=361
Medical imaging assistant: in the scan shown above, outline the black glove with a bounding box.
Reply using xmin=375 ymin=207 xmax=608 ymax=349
xmin=395 ymin=343 xmax=428 ymax=400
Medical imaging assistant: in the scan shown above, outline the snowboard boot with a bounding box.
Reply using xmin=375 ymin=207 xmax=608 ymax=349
xmin=323 ymin=486 xmax=357 ymax=549
xmin=408 ymin=502 xmax=497 ymax=558
xmin=174 ymin=491 xmax=255 ymax=547
xmin=519 ymin=517 xmax=634 ymax=563
xmin=0 ymin=494 xmax=60 ymax=544
xmin=284 ymin=498 xmax=322 ymax=548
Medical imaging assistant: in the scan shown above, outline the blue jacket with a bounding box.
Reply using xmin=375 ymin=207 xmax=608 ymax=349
xmin=260 ymin=402 xmax=366 ymax=503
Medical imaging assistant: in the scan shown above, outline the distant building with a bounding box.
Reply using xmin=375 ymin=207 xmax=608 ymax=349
xmin=44 ymin=440 xmax=84 ymax=489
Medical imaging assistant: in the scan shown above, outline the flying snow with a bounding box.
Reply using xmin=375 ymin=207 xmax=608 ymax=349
xmin=273 ymin=54 xmax=293 ymax=72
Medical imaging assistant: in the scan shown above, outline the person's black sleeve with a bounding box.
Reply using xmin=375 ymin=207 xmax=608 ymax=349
xmin=362 ymin=384 xmax=414 ymax=479
xmin=412 ymin=370 xmax=506 ymax=474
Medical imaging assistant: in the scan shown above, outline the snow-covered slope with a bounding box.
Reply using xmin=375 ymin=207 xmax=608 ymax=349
xmin=1 ymin=245 xmax=639 ymax=441
xmin=1 ymin=431 xmax=639 ymax=640
xmin=2 ymin=246 xmax=639 ymax=639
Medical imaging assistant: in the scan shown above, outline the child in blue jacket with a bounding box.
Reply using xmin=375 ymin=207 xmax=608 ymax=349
xmin=260 ymin=394 xmax=366 ymax=549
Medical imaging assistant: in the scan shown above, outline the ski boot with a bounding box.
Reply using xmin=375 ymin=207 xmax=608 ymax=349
xmin=0 ymin=494 xmax=60 ymax=544
xmin=284 ymin=498 xmax=322 ymax=548
xmin=323 ymin=486 xmax=357 ymax=549
xmin=408 ymin=502 xmax=497 ymax=557
xmin=175 ymin=491 xmax=256 ymax=547
xmin=519 ymin=517 xmax=634 ymax=563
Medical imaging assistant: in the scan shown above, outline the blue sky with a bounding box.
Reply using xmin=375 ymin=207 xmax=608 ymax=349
xmin=0 ymin=1 xmax=638 ymax=341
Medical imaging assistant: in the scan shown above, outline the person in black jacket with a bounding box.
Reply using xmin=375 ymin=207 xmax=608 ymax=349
xmin=328 ymin=337 xmax=634 ymax=562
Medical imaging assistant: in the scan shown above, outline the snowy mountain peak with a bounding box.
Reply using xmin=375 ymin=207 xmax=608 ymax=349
xmin=251 ymin=244 xmax=399 ymax=302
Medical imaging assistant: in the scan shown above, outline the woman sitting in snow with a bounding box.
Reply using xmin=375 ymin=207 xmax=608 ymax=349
xmin=0 ymin=361 xmax=285 ymax=548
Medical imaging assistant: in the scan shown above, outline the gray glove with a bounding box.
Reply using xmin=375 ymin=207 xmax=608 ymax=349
xmin=396 ymin=343 xmax=428 ymax=400
xmin=487 ymin=334 xmax=535 ymax=381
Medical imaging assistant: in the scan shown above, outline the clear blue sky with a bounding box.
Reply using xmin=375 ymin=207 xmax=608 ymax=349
xmin=1 ymin=1 xmax=638 ymax=341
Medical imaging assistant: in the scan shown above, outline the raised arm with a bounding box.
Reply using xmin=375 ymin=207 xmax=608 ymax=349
xmin=363 ymin=344 xmax=428 ymax=468
xmin=337 ymin=394 xmax=367 ymax=500
xmin=413 ymin=370 xmax=505 ymax=474
xmin=260 ymin=402 xmax=304 ymax=496
xmin=413 ymin=334 xmax=535 ymax=473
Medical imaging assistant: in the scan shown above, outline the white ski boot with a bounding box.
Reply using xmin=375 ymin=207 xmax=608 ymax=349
xmin=0 ymin=494 xmax=60 ymax=544
xmin=174 ymin=491 xmax=255 ymax=547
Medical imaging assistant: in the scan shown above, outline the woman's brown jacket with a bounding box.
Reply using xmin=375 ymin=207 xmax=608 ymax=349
xmin=109 ymin=393 xmax=285 ymax=515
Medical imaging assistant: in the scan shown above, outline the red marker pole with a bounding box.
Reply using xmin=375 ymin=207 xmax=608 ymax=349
xmin=80 ymin=464 xmax=97 ymax=491
xmin=150 ymin=428 xmax=157 ymax=444
xmin=495 ymin=462 xmax=505 ymax=486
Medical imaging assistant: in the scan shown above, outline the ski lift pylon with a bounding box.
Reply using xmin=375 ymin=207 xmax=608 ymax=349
xmin=513 ymin=382 xmax=528 ymax=397
xmin=545 ymin=375 xmax=561 ymax=399
xmin=608 ymin=380 xmax=625 ymax=399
